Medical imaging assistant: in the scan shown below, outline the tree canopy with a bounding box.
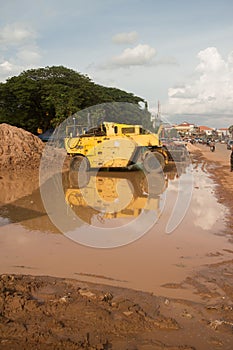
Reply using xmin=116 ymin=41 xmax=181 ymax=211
xmin=0 ymin=66 xmax=149 ymax=133
xmin=228 ymin=125 xmax=233 ymax=137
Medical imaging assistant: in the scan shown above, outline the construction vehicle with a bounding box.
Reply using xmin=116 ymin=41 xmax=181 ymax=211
xmin=64 ymin=121 xmax=169 ymax=172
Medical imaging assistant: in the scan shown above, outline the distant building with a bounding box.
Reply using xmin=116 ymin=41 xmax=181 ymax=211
xmin=216 ymin=128 xmax=230 ymax=138
xmin=198 ymin=125 xmax=213 ymax=136
xmin=174 ymin=121 xmax=196 ymax=135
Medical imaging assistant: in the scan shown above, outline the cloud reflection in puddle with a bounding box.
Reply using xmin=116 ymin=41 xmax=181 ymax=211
xmin=192 ymin=166 xmax=226 ymax=230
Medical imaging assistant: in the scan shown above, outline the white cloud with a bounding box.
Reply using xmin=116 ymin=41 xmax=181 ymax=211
xmin=0 ymin=23 xmax=36 ymax=47
xmin=112 ymin=31 xmax=138 ymax=44
xmin=0 ymin=22 xmax=41 ymax=81
xmin=111 ymin=44 xmax=156 ymax=67
xmin=0 ymin=61 xmax=14 ymax=72
xmin=0 ymin=59 xmax=24 ymax=82
xmin=0 ymin=60 xmax=24 ymax=82
xmin=165 ymin=47 xmax=233 ymax=116
xmin=95 ymin=43 xmax=177 ymax=71
xmin=16 ymin=47 xmax=41 ymax=63
xmin=196 ymin=47 xmax=226 ymax=73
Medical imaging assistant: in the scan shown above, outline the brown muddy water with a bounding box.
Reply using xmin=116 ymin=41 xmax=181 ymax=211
xmin=0 ymin=161 xmax=232 ymax=302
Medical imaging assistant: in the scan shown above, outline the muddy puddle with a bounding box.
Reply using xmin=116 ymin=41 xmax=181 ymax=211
xmin=0 ymin=160 xmax=232 ymax=302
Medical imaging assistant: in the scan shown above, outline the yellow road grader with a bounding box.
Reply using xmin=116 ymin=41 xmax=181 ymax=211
xmin=64 ymin=121 xmax=169 ymax=172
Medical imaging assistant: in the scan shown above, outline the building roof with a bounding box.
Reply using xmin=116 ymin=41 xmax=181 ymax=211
xmin=198 ymin=125 xmax=213 ymax=131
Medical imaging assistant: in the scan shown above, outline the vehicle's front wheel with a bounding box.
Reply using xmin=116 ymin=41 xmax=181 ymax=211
xmin=143 ymin=151 xmax=165 ymax=173
xmin=69 ymin=156 xmax=90 ymax=188
xmin=70 ymin=155 xmax=89 ymax=172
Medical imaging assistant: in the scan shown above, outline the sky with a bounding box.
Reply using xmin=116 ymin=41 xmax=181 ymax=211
xmin=0 ymin=0 xmax=233 ymax=128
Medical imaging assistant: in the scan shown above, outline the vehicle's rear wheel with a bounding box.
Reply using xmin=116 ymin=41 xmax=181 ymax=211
xmin=143 ymin=151 xmax=165 ymax=173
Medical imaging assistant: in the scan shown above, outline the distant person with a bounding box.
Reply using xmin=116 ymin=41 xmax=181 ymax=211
xmin=231 ymin=146 xmax=233 ymax=172
xmin=209 ymin=139 xmax=215 ymax=152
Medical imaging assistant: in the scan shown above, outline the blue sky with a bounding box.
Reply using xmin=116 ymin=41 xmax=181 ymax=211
xmin=1 ymin=0 xmax=233 ymax=128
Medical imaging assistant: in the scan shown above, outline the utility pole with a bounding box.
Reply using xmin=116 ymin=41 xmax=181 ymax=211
xmin=157 ymin=100 xmax=161 ymax=120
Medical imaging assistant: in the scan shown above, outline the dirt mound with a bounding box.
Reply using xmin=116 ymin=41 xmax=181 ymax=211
xmin=0 ymin=124 xmax=45 ymax=170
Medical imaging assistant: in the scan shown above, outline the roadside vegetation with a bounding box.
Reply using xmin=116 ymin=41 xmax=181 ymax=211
xmin=0 ymin=66 xmax=152 ymax=134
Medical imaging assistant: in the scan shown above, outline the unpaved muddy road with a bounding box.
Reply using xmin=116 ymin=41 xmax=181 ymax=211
xmin=0 ymin=142 xmax=233 ymax=349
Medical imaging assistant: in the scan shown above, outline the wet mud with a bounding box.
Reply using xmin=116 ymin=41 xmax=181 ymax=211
xmin=0 ymin=272 xmax=232 ymax=350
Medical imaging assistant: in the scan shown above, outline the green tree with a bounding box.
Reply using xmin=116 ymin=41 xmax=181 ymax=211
xmin=228 ymin=125 xmax=233 ymax=137
xmin=0 ymin=66 xmax=146 ymax=133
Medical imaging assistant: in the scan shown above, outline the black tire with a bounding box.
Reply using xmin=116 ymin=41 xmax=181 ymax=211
xmin=70 ymin=156 xmax=89 ymax=172
xmin=143 ymin=151 xmax=165 ymax=173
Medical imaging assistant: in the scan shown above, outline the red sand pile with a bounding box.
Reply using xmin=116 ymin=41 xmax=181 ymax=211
xmin=0 ymin=124 xmax=45 ymax=170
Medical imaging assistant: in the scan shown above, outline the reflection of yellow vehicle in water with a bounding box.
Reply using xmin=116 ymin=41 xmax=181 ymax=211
xmin=64 ymin=122 xmax=169 ymax=172
xmin=65 ymin=170 xmax=168 ymax=225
